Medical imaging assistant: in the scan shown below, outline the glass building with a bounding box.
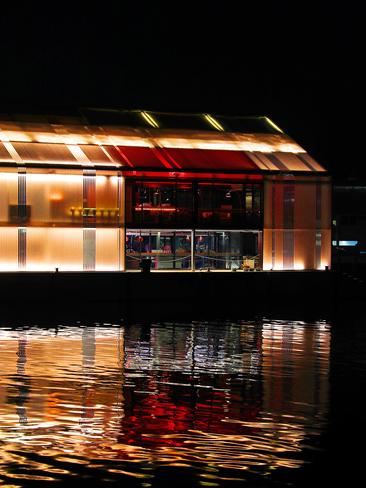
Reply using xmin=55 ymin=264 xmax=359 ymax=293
xmin=0 ymin=110 xmax=331 ymax=271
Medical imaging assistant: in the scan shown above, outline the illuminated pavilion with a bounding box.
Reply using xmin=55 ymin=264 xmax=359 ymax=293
xmin=0 ymin=110 xmax=331 ymax=272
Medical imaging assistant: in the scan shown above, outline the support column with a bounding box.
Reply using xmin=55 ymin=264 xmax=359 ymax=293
xmin=315 ymin=182 xmax=322 ymax=269
xmin=83 ymin=169 xmax=96 ymax=271
xmin=18 ymin=168 xmax=27 ymax=270
xmin=119 ymin=174 xmax=125 ymax=271
xmin=191 ymin=229 xmax=195 ymax=271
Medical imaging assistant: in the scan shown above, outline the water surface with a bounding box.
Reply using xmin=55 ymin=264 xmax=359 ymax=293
xmin=0 ymin=320 xmax=349 ymax=486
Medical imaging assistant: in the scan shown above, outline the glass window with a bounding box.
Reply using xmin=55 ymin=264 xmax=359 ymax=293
xmin=195 ymin=231 xmax=260 ymax=270
xmin=126 ymin=181 xmax=193 ymax=227
xmin=126 ymin=230 xmax=192 ymax=270
xmin=127 ymin=180 xmax=262 ymax=229
xmin=197 ymin=183 xmax=262 ymax=228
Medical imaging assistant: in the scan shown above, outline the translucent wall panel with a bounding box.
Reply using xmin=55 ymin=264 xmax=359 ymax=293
xmin=95 ymin=174 xmax=120 ymax=225
xmin=0 ymin=171 xmax=18 ymax=223
xmin=264 ymin=229 xmax=326 ymax=270
xmin=25 ymin=171 xmax=122 ymax=227
xmin=0 ymin=227 xmax=18 ymax=270
xmin=26 ymin=228 xmax=83 ymax=271
xmin=320 ymin=229 xmax=331 ymax=269
xmin=263 ymin=176 xmax=331 ymax=270
xmin=96 ymin=228 xmax=121 ymax=270
xmin=26 ymin=173 xmax=83 ymax=225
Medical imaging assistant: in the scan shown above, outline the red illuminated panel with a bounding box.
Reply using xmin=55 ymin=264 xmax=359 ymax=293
xmin=106 ymin=146 xmax=260 ymax=172
xmin=105 ymin=146 xmax=173 ymax=169
xmin=159 ymin=148 xmax=258 ymax=171
xmin=122 ymin=170 xmax=263 ymax=181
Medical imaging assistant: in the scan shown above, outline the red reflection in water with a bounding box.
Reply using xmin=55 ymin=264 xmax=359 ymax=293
xmin=119 ymin=372 xmax=261 ymax=449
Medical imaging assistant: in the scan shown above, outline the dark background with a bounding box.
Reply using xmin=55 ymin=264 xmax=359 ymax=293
xmin=0 ymin=2 xmax=363 ymax=180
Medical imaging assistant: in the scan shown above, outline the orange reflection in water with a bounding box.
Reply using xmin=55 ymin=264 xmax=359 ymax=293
xmin=0 ymin=322 xmax=330 ymax=484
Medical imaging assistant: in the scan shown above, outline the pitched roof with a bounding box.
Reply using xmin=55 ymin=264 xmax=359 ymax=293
xmin=0 ymin=111 xmax=326 ymax=173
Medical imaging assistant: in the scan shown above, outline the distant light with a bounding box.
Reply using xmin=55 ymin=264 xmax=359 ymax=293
xmin=203 ymin=114 xmax=225 ymax=131
xmin=264 ymin=117 xmax=284 ymax=134
xmin=140 ymin=112 xmax=159 ymax=129
xmin=339 ymin=240 xmax=358 ymax=246
xmin=332 ymin=219 xmax=337 ymax=225
xmin=332 ymin=241 xmax=337 ymax=246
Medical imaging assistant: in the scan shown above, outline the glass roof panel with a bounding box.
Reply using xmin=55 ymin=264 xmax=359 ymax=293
xmin=12 ymin=143 xmax=76 ymax=162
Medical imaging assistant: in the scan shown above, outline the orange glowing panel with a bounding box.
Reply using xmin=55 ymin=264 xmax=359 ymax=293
xmin=49 ymin=192 xmax=64 ymax=202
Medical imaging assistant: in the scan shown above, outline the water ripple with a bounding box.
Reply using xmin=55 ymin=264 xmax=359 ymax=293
xmin=0 ymin=320 xmax=331 ymax=486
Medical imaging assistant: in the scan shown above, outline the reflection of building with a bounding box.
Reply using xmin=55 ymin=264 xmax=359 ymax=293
xmin=119 ymin=322 xmax=331 ymax=471
xmin=121 ymin=323 xmax=263 ymax=447
xmin=0 ymin=110 xmax=331 ymax=271
xmin=261 ymin=323 xmax=330 ymax=419
xmin=15 ymin=334 xmax=29 ymax=425
xmin=80 ymin=327 xmax=96 ymax=430
xmin=0 ymin=323 xmax=330 ymax=475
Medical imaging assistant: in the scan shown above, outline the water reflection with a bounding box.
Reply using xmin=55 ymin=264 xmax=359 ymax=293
xmin=0 ymin=321 xmax=330 ymax=486
xmin=15 ymin=334 xmax=29 ymax=425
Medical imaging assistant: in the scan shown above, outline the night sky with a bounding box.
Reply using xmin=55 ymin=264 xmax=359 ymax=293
xmin=1 ymin=3 xmax=363 ymax=180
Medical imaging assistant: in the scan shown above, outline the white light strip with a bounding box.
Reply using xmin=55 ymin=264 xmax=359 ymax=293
xmin=155 ymin=138 xmax=305 ymax=153
xmin=67 ymin=145 xmax=90 ymax=164
xmin=0 ymin=131 xmax=305 ymax=153
xmin=3 ymin=142 xmax=23 ymax=164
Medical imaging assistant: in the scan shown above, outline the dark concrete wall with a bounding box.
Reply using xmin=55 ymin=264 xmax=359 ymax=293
xmin=0 ymin=270 xmax=352 ymax=322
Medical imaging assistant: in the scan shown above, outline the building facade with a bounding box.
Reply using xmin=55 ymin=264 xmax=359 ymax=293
xmin=0 ymin=111 xmax=331 ymax=272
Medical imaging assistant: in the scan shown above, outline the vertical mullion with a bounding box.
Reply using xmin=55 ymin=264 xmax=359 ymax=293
xmin=18 ymin=168 xmax=26 ymax=270
xmin=83 ymin=169 xmax=96 ymax=270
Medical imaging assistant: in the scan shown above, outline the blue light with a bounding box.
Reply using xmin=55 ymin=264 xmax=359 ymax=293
xmin=339 ymin=240 xmax=358 ymax=246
